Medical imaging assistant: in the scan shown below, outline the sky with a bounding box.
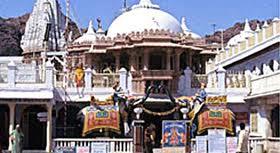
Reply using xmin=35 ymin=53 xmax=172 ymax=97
xmin=0 ymin=0 xmax=279 ymax=36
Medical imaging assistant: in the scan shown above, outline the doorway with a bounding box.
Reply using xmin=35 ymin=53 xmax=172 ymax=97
xmin=0 ymin=104 xmax=9 ymax=149
xmin=21 ymin=105 xmax=47 ymax=150
xmin=271 ymin=106 xmax=279 ymax=137
xmin=142 ymin=102 xmax=178 ymax=148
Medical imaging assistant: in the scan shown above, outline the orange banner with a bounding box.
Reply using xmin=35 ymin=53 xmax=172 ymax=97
xmin=198 ymin=109 xmax=234 ymax=135
xmin=82 ymin=106 xmax=120 ymax=136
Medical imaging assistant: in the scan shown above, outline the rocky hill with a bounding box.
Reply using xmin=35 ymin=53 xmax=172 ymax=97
xmin=0 ymin=13 xmax=81 ymax=56
xmin=0 ymin=14 xmax=271 ymax=56
xmin=205 ymin=19 xmax=272 ymax=44
xmin=0 ymin=14 xmax=29 ymax=56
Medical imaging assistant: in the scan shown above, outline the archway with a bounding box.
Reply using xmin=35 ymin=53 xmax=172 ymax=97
xmin=180 ymin=52 xmax=188 ymax=71
xmin=21 ymin=105 xmax=47 ymax=150
xmin=56 ymin=105 xmax=82 ymax=138
xmin=0 ymin=104 xmax=9 ymax=149
xmin=120 ymin=52 xmax=129 ymax=70
xmin=271 ymin=106 xmax=279 ymax=137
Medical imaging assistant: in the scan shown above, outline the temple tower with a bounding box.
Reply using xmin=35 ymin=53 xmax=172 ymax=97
xmin=21 ymin=0 xmax=66 ymax=56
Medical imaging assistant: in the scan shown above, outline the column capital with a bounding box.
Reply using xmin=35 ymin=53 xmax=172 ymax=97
xmin=8 ymin=103 xmax=16 ymax=108
xmin=45 ymin=103 xmax=53 ymax=109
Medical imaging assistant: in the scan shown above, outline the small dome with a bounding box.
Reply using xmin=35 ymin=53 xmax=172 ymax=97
xmin=74 ymin=20 xmax=97 ymax=44
xmin=227 ymin=19 xmax=253 ymax=47
xmin=107 ymin=0 xmax=182 ymax=37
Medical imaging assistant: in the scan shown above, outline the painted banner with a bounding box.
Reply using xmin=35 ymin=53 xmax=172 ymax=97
xmin=208 ymin=129 xmax=226 ymax=153
xmin=196 ymin=136 xmax=207 ymax=153
xmin=76 ymin=146 xmax=90 ymax=153
xmin=227 ymin=137 xmax=238 ymax=153
xmin=198 ymin=109 xmax=234 ymax=135
xmin=82 ymin=105 xmax=120 ymax=136
xmin=162 ymin=121 xmax=187 ymax=148
xmin=91 ymin=142 xmax=109 ymax=153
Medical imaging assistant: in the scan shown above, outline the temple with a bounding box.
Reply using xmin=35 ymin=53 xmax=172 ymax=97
xmin=0 ymin=0 xmax=279 ymax=152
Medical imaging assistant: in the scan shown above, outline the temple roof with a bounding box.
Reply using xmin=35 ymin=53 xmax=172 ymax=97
xmin=107 ymin=0 xmax=182 ymax=37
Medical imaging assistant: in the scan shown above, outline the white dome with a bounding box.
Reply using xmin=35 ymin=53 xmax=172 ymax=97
xmin=107 ymin=0 xmax=182 ymax=37
xmin=74 ymin=20 xmax=97 ymax=44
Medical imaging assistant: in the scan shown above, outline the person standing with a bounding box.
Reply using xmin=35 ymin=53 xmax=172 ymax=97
xmin=144 ymin=124 xmax=156 ymax=153
xmin=195 ymin=83 xmax=207 ymax=104
xmin=237 ymin=123 xmax=249 ymax=153
xmin=75 ymin=63 xmax=85 ymax=98
xmin=10 ymin=124 xmax=24 ymax=153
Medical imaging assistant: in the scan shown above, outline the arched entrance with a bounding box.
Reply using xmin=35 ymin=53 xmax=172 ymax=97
xmin=0 ymin=104 xmax=9 ymax=149
xmin=56 ymin=105 xmax=82 ymax=138
xmin=142 ymin=103 xmax=178 ymax=148
xmin=21 ymin=105 xmax=47 ymax=150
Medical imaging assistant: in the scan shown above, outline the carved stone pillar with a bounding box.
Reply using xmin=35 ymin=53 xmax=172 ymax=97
xmin=258 ymin=105 xmax=273 ymax=138
xmin=46 ymin=103 xmax=53 ymax=152
xmin=166 ymin=50 xmax=171 ymax=70
xmin=132 ymin=120 xmax=145 ymax=153
xmin=129 ymin=52 xmax=136 ymax=72
xmin=187 ymin=51 xmax=193 ymax=68
xmin=114 ymin=52 xmax=120 ymax=72
xmin=175 ymin=53 xmax=181 ymax=72
xmin=8 ymin=103 xmax=15 ymax=151
xmin=143 ymin=49 xmax=149 ymax=70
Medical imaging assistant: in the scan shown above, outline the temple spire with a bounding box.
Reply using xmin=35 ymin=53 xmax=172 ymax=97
xmin=96 ymin=18 xmax=105 ymax=36
xmin=244 ymin=19 xmax=252 ymax=32
xmin=86 ymin=20 xmax=95 ymax=34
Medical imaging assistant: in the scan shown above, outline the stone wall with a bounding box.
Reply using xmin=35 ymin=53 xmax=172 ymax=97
xmin=225 ymin=44 xmax=280 ymax=72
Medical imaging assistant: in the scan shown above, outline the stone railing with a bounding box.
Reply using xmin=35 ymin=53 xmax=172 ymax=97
xmin=15 ymin=63 xmax=42 ymax=83
xmin=57 ymin=68 xmax=131 ymax=94
xmin=93 ymin=73 xmax=120 ymax=88
xmin=226 ymin=72 xmax=247 ymax=88
xmin=53 ymin=138 xmax=133 ymax=153
xmin=217 ymin=18 xmax=280 ymax=63
xmin=206 ymin=71 xmax=218 ymax=88
xmin=190 ymin=137 xmax=280 ymax=153
xmin=249 ymin=137 xmax=280 ymax=153
xmin=250 ymin=69 xmax=280 ymax=96
xmin=0 ymin=61 xmax=54 ymax=88
xmin=245 ymin=60 xmax=280 ymax=96
xmin=140 ymin=70 xmax=175 ymax=78
xmin=0 ymin=63 xmax=8 ymax=83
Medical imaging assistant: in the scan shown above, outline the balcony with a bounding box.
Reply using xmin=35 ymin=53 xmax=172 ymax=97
xmin=249 ymin=137 xmax=280 ymax=153
xmin=249 ymin=70 xmax=280 ymax=98
xmin=0 ymin=61 xmax=54 ymax=100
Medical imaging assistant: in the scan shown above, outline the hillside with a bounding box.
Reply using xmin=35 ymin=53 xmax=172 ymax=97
xmin=205 ymin=19 xmax=272 ymax=44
